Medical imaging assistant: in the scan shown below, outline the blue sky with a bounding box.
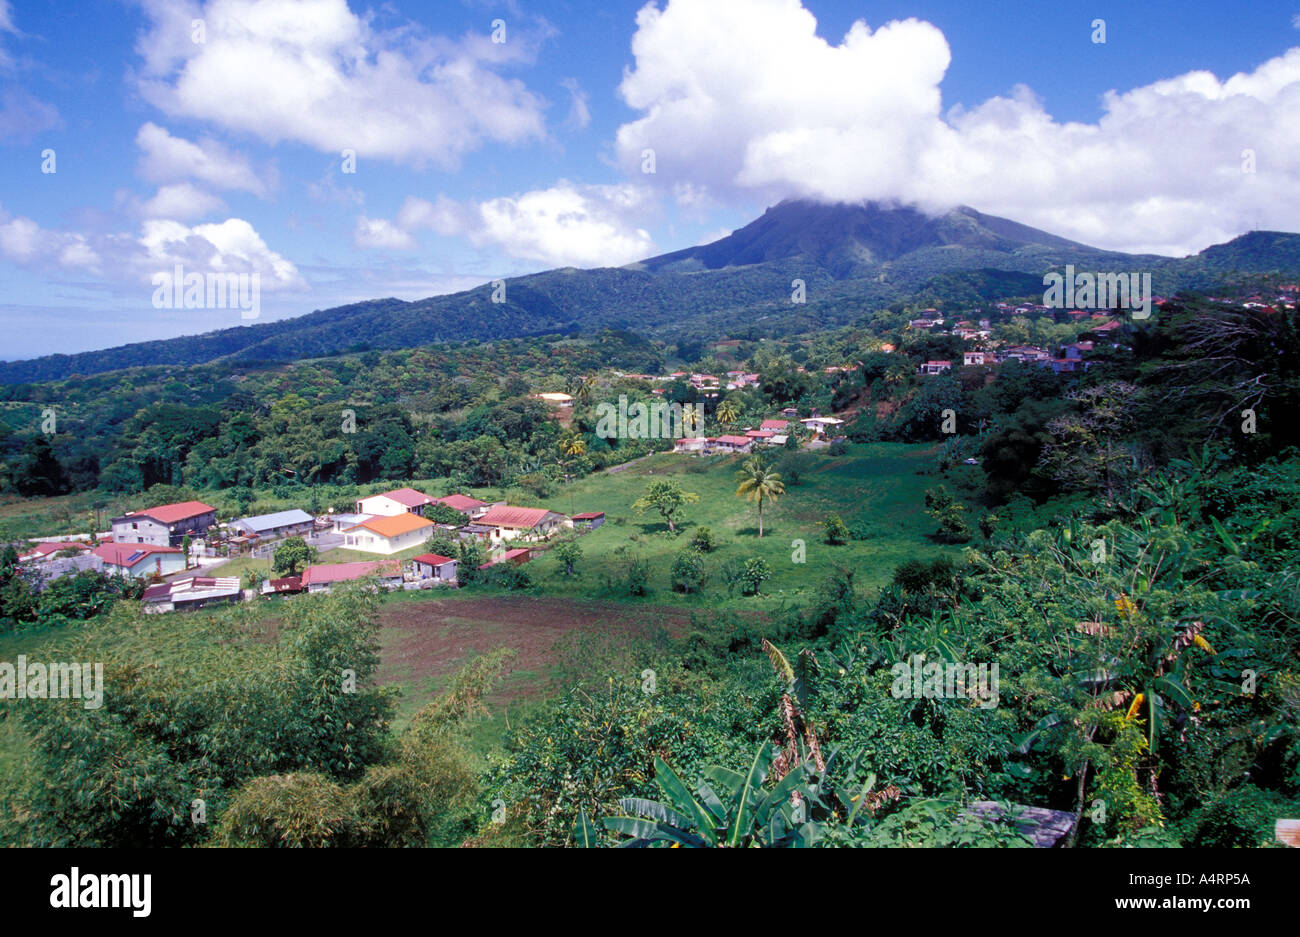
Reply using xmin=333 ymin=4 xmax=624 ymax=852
xmin=1 ymin=0 xmax=1299 ymax=359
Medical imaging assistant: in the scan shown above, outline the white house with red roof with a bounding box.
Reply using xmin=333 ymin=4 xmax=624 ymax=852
xmin=111 ymin=501 xmax=217 ymax=547
xmin=355 ymin=487 xmax=437 ymax=517
xmin=759 ymin=418 xmax=789 ymax=432
xmin=711 ymin=434 xmax=753 ymax=453
xmin=411 ymin=553 xmax=458 ymax=583
xmin=433 ymin=493 xmax=492 ymax=519
xmin=673 ymin=436 xmax=709 ymax=453
xmin=477 ymin=505 xmax=568 ymax=543
xmin=917 ymin=360 xmax=953 ymax=375
xmin=18 ymin=541 xmax=90 ymax=564
xmin=93 ymin=542 xmax=186 ymax=579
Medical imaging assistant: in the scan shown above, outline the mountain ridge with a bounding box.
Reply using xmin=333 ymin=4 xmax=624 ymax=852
xmin=3 ymin=200 xmax=1298 ymax=384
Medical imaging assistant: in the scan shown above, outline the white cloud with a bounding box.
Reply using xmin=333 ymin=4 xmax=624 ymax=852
xmin=136 ymin=183 xmax=227 ymax=220
xmin=560 ymin=77 xmax=591 ymax=129
xmin=0 ymin=202 xmax=302 ymax=288
xmin=388 ymin=183 xmax=656 ymax=267
xmin=136 ymin=122 xmax=270 ymax=195
xmin=354 ymin=216 xmax=416 ymax=250
xmin=134 ymin=0 xmax=548 ymax=168
xmin=614 ymin=0 xmax=1300 ymax=255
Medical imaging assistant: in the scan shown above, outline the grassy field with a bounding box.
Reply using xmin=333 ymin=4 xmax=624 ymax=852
xmin=0 ymin=441 xmax=954 ymax=793
xmin=509 ymin=442 xmax=956 ymax=609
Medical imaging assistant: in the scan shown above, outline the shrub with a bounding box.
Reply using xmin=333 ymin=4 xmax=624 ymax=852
xmin=671 ymin=548 xmax=708 ymax=594
xmin=690 ymin=526 xmax=717 ymax=552
xmin=741 ymin=557 xmax=771 ymax=596
xmin=822 ymin=513 xmax=849 ymax=545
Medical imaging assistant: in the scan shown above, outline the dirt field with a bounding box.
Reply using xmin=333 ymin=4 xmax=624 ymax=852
xmin=375 ymin=595 xmax=695 ymax=718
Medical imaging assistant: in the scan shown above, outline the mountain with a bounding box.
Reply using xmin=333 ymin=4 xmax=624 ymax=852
xmin=638 ymin=200 xmax=1096 ymax=277
xmin=3 ymin=201 xmax=1299 ymax=384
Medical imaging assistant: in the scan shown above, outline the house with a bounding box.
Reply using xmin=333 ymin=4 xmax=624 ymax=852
xmin=477 ymin=505 xmax=568 ymax=542
xmin=229 ymin=508 xmax=315 ymax=541
xmin=711 ymin=435 xmax=753 ymax=454
xmin=917 ymin=360 xmax=953 ymax=375
xmin=260 ymin=575 xmax=305 ymax=596
xmin=759 ymin=418 xmax=789 ymax=432
xmin=571 ymin=511 xmax=605 ymax=530
xmin=1063 ymin=341 xmax=1094 ymax=359
xmin=92 ymin=542 xmax=186 ymax=579
xmin=111 ymin=501 xmax=217 ymax=547
xmin=456 ymin=524 xmax=495 ymax=544
xmin=342 ymin=513 xmax=435 ymax=555
xmin=329 ymin=513 xmax=372 ymax=534
xmin=143 ymin=576 xmax=243 ymax=613
xmin=768 ymin=434 xmax=789 ymax=447
xmin=963 ymin=351 xmax=987 ymax=366
xmin=355 ymin=487 xmax=436 ymax=517
xmin=478 ymin=547 xmax=531 ymax=570
xmin=301 ymin=561 xmax=402 ymax=594
xmin=18 ymin=541 xmax=90 ymax=564
xmin=997 ymin=345 xmax=1051 ymax=364
xmin=411 ymin=553 xmax=458 ymax=583
xmin=800 ymin=417 xmax=845 ymax=436
xmin=780 ymin=407 xmax=799 ymax=419
xmin=673 ymin=437 xmax=709 ymax=453
xmin=434 ymin=494 xmax=491 ymax=519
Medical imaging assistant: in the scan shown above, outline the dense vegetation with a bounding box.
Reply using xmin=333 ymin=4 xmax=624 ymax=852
xmin=1 ymin=283 xmax=1297 ymax=848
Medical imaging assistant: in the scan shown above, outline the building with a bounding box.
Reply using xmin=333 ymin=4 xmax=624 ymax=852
xmin=433 ymin=494 xmax=491 ymax=519
xmin=457 ymin=523 xmax=495 ymax=544
xmin=260 ymin=576 xmax=305 ymax=596
xmin=142 ymin=576 xmax=243 ymax=613
xmin=800 ymin=417 xmax=845 ymax=436
xmin=759 ymin=419 xmax=789 ymax=432
xmin=711 ymin=435 xmax=753 ymax=453
xmin=17 ymin=541 xmax=90 ymax=564
xmin=673 ymin=437 xmax=709 ymax=453
xmin=342 ymin=513 xmax=435 ymax=555
xmin=963 ymin=351 xmax=987 ymax=366
xmin=478 ymin=547 xmax=531 ymax=570
xmin=355 ymin=487 xmax=437 ymax=517
xmin=571 ymin=511 xmax=605 ymax=530
xmin=92 ymin=542 xmax=186 ymax=579
xmin=780 ymin=407 xmax=799 ymax=419
xmin=111 ymin=501 xmax=217 ymax=547
xmin=229 ymin=508 xmax=315 ymax=541
xmin=411 ymin=553 xmax=458 ymax=583
xmin=301 ymin=561 xmax=402 ymax=594
xmin=477 ymin=505 xmax=568 ymax=542
xmin=917 ymin=360 xmax=953 ymax=375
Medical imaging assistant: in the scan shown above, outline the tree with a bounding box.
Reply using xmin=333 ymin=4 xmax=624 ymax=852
xmin=632 ymin=479 xmax=699 ymax=534
xmin=552 ymin=540 xmax=582 ymax=577
xmin=671 ymin=548 xmax=707 ymax=594
xmin=273 ymin=536 xmax=318 ymax=576
xmin=742 ymin=557 xmax=772 ymax=595
xmin=716 ymin=399 xmax=741 ymax=428
xmin=923 ymin=486 xmax=970 ymax=543
xmin=735 ymin=457 xmax=785 ymax=537
xmin=689 ymin=527 xmax=716 ymax=552
xmin=822 ymin=513 xmax=849 ymax=545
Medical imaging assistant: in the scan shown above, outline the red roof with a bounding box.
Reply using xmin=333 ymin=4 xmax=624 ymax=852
xmin=376 ymin=487 xmax=436 ymax=508
xmin=92 ymin=542 xmax=181 ymax=567
xmin=571 ymin=511 xmax=605 ymax=520
xmin=478 ymin=505 xmax=556 ymax=528
xmin=715 ymin=435 xmax=751 ymax=446
xmin=129 ymin=501 xmax=216 ymax=524
xmin=746 ymin=430 xmax=775 ymax=438
xmin=24 ymin=541 xmax=89 ymax=557
xmin=478 ymin=548 xmax=531 ymax=569
xmin=412 ymin=553 xmax=456 ymax=567
xmin=301 ymin=561 xmax=401 ymax=586
xmin=436 ymin=494 xmax=487 ymax=512
xmin=265 ymin=576 xmax=303 ymax=592
xmin=759 ymin=419 xmax=788 ymax=431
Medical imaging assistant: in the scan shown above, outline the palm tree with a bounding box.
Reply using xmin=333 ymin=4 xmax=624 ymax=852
xmin=574 ymin=376 xmax=596 ymax=403
xmin=716 ymin=398 xmax=740 ymax=428
xmin=735 ymin=457 xmax=785 ymax=538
